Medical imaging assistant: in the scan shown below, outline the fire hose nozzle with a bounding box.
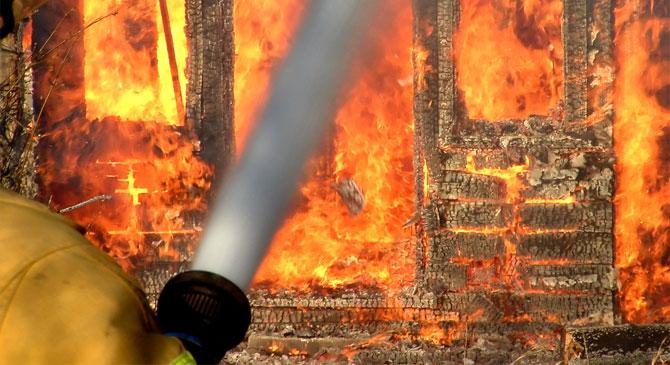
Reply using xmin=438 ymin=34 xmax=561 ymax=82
xmin=157 ymin=271 xmax=251 ymax=364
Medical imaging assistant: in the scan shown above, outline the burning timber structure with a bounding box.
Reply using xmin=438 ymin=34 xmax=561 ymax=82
xmin=0 ymin=0 xmax=668 ymax=363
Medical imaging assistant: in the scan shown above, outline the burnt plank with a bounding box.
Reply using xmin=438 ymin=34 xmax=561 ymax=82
xmin=249 ymin=307 xmax=462 ymax=338
xmin=250 ymin=296 xmax=386 ymax=309
xmin=439 ymin=171 xmax=506 ymax=200
xmin=517 ymin=231 xmax=613 ymax=263
xmin=519 ymin=201 xmax=612 ymax=232
xmin=431 ymin=232 xmax=504 ymax=260
xmin=247 ymin=335 xmax=357 ymax=356
xmin=440 ymin=149 xmax=468 ymax=170
xmin=521 ymin=264 xmax=615 ymax=291
xmin=425 ymin=263 xmax=468 ymax=292
xmin=437 ymin=201 xmax=513 ymax=229
xmin=517 ymin=293 xmax=613 ymax=325
xmin=564 ymin=324 xmax=670 ymax=364
xmin=434 ymin=293 xmax=613 ymax=325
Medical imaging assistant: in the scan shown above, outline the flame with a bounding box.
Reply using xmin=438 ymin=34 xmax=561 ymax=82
xmin=454 ymin=0 xmax=564 ymax=120
xmin=233 ymin=0 xmax=307 ymax=153
xmin=465 ymin=154 xmax=528 ymax=203
xmin=39 ymin=117 xmax=211 ymax=270
xmin=84 ymin=0 xmax=186 ymax=124
xmin=525 ymin=196 xmax=576 ymax=204
xmin=414 ymin=45 xmax=431 ymax=93
xmin=452 ymin=153 xmax=579 ymax=291
xmin=422 ymin=158 xmax=430 ymax=204
xmin=614 ymin=1 xmax=670 ymax=323
xmin=38 ymin=0 xmax=211 ymax=271
xmin=249 ymin=0 xmax=415 ymax=291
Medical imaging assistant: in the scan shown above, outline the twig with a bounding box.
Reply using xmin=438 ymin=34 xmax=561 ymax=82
xmin=37 ymin=8 xmax=75 ymax=55
xmin=509 ymin=348 xmax=535 ymax=365
xmin=583 ymin=333 xmax=590 ymax=365
xmin=652 ymin=336 xmax=668 ymax=365
xmin=32 ymin=10 xmax=117 ymax=136
xmin=59 ymin=194 xmax=112 ymax=213
xmin=39 ymin=10 xmax=118 ymax=60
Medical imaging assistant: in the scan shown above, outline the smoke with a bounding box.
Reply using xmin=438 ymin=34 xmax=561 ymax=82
xmin=191 ymin=0 xmax=377 ymax=289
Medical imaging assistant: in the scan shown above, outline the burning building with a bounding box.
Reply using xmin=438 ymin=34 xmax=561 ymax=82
xmin=0 ymin=0 xmax=668 ymax=363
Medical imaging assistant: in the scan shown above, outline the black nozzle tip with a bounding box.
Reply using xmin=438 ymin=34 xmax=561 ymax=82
xmin=157 ymin=270 xmax=251 ymax=364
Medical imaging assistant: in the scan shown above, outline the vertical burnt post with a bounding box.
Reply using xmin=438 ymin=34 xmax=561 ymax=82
xmin=563 ymin=0 xmax=589 ymax=123
xmin=413 ymin=0 xmax=440 ymax=290
xmin=186 ymin=0 xmax=235 ymax=180
xmin=415 ymin=0 xmax=617 ymax=347
xmin=139 ymin=0 xmax=235 ymax=304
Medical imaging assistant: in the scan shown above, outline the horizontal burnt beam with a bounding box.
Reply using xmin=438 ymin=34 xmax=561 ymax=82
xmin=248 ymin=290 xmax=441 ymax=310
xmin=432 ymin=231 xmax=613 ymax=263
xmin=436 ymin=292 xmax=613 ymax=325
xmin=436 ymin=201 xmax=513 ymax=228
xmin=431 ymin=232 xmax=504 ymax=260
xmin=425 ymin=263 xmax=468 ymax=292
xmin=564 ymin=324 xmax=670 ymax=364
xmin=517 ymin=231 xmax=613 ymax=263
xmin=246 ymin=335 xmax=357 ymax=357
xmin=251 ymin=292 xmax=612 ymax=326
xmin=439 ymin=171 xmax=506 ymax=200
xmin=522 ymin=264 xmax=615 ymax=291
xmin=519 ymin=202 xmax=612 ymax=232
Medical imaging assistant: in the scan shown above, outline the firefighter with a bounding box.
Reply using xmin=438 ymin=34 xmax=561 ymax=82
xmin=0 ymin=188 xmax=197 ymax=364
xmin=0 ymin=2 xmax=201 ymax=362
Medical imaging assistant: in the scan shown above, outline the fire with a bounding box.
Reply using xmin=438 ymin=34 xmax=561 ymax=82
xmin=451 ymin=153 xmax=577 ymax=291
xmin=414 ymin=45 xmax=431 ymax=93
xmin=84 ymin=0 xmax=186 ymax=124
xmin=37 ymin=0 xmax=211 ymax=271
xmin=614 ymin=1 xmax=670 ymax=323
xmin=233 ymin=0 xmax=307 ymax=152
xmin=39 ymin=118 xmax=211 ymax=270
xmin=465 ymin=154 xmax=528 ymax=204
xmin=422 ymin=158 xmax=430 ymax=204
xmin=453 ymin=0 xmax=564 ymax=120
xmin=249 ymin=0 xmax=416 ymax=291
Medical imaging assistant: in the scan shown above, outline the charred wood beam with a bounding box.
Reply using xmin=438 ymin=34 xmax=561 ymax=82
xmin=186 ymin=0 xmax=234 ymax=179
xmin=564 ymin=324 xmax=670 ymax=364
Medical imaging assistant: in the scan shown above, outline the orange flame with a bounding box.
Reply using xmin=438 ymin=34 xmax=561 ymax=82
xmin=84 ymin=0 xmax=186 ymax=124
xmin=455 ymin=154 xmax=578 ymax=290
xmin=614 ymin=0 xmax=670 ymax=323
xmin=248 ymin=0 xmax=416 ymax=292
xmin=38 ymin=0 xmax=211 ymax=271
xmin=454 ymin=0 xmax=564 ymax=120
xmin=233 ymin=0 xmax=307 ymax=153
xmin=465 ymin=154 xmax=528 ymax=204
xmin=422 ymin=158 xmax=430 ymax=204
